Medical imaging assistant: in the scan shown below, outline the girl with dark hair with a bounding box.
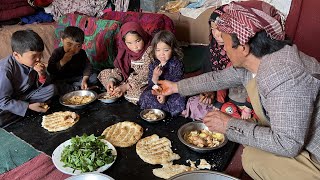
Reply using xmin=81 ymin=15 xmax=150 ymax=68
xmin=138 ymin=30 xmax=185 ymax=116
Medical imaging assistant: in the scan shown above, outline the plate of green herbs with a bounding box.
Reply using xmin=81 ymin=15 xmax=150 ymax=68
xmin=52 ymin=134 xmax=117 ymax=175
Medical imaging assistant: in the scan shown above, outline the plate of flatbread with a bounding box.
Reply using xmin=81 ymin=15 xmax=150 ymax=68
xmin=101 ymin=121 xmax=143 ymax=147
xmin=42 ymin=111 xmax=79 ymax=132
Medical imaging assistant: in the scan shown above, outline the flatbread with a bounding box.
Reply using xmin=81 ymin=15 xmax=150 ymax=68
xmin=197 ymin=159 xmax=211 ymax=170
xmin=40 ymin=104 xmax=49 ymax=110
xmin=136 ymin=134 xmax=180 ymax=165
xmin=42 ymin=111 xmax=79 ymax=132
xmin=153 ymin=164 xmax=191 ymax=179
xmin=101 ymin=121 xmax=143 ymax=147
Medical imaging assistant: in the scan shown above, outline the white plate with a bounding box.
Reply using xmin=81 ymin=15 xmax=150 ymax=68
xmin=65 ymin=172 xmax=115 ymax=180
xmin=52 ymin=139 xmax=117 ymax=175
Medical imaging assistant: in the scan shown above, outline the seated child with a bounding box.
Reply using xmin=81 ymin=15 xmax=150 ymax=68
xmin=138 ymin=30 xmax=185 ymax=116
xmin=0 ymin=30 xmax=55 ymax=127
xmin=47 ymin=26 xmax=97 ymax=95
xmin=98 ymin=22 xmax=152 ymax=104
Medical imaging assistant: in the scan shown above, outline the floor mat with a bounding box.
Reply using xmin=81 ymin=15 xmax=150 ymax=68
xmin=0 ymin=153 xmax=70 ymax=180
xmin=4 ymin=97 xmax=238 ymax=180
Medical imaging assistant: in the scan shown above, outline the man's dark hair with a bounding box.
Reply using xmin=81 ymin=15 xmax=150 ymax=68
xmin=62 ymin=26 xmax=85 ymax=44
xmin=11 ymin=29 xmax=44 ymax=55
xmin=231 ymin=31 xmax=292 ymax=57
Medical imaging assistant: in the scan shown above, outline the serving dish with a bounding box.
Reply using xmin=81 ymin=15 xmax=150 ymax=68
xmin=97 ymin=92 xmax=119 ymax=104
xmin=60 ymin=90 xmax=97 ymax=109
xmin=169 ymin=170 xmax=239 ymax=180
xmin=52 ymin=139 xmax=117 ymax=175
xmin=177 ymin=121 xmax=227 ymax=153
xmin=140 ymin=109 xmax=166 ymax=123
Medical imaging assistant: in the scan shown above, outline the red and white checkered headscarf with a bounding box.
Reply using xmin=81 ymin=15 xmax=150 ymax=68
xmin=216 ymin=1 xmax=285 ymax=45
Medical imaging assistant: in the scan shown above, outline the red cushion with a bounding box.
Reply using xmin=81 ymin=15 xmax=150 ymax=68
xmin=34 ymin=0 xmax=53 ymax=7
xmin=285 ymin=0 xmax=320 ymax=61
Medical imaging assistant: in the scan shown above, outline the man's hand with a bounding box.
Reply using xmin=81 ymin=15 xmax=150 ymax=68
xmin=203 ymin=109 xmax=232 ymax=134
xmin=33 ymin=62 xmax=46 ymax=76
xmin=28 ymin=102 xmax=49 ymax=113
xmin=152 ymin=80 xmax=178 ymax=96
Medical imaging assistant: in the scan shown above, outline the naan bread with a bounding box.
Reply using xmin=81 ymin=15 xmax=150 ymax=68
xmin=153 ymin=164 xmax=191 ymax=179
xmin=42 ymin=111 xmax=79 ymax=132
xmin=136 ymin=134 xmax=180 ymax=165
xmin=197 ymin=159 xmax=211 ymax=170
xmin=101 ymin=121 xmax=143 ymax=147
xmin=40 ymin=104 xmax=49 ymax=110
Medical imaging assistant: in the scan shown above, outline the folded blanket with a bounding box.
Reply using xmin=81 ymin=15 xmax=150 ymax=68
xmin=0 ymin=6 xmax=36 ymax=21
xmin=0 ymin=153 xmax=70 ymax=180
xmin=0 ymin=128 xmax=70 ymax=179
xmin=0 ymin=128 xmax=40 ymax=174
xmin=0 ymin=0 xmax=30 ymax=10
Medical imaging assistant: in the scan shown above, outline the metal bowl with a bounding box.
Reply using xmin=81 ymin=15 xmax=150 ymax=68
xmin=60 ymin=90 xmax=97 ymax=109
xmin=97 ymin=92 xmax=119 ymax=104
xmin=177 ymin=121 xmax=228 ymax=153
xmin=169 ymin=170 xmax=239 ymax=180
xmin=65 ymin=172 xmax=115 ymax=180
xmin=140 ymin=109 xmax=166 ymax=123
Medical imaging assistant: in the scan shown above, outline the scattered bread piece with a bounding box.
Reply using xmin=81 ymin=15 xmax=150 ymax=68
xmin=197 ymin=159 xmax=211 ymax=170
xmin=41 ymin=104 xmax=49 ymax=110
xmin=186 ymin=159 xmax=197 ymax=170
xmin=153 ymin=164 xmax=192 ymax=179
xmin=152 ymin=85 xmax=163 ymax=93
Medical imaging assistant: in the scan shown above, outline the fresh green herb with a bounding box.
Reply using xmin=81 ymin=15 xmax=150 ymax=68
xmin=61 ymin=134 xmax=116 ymax=173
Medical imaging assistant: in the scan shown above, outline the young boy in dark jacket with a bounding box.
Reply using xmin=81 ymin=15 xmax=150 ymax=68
xmin=47 ymin=26 xmax=97 ymax=95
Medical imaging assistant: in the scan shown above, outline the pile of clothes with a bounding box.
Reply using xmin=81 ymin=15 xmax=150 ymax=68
xmin=0 ymin=0 xmax=53 ymax=25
